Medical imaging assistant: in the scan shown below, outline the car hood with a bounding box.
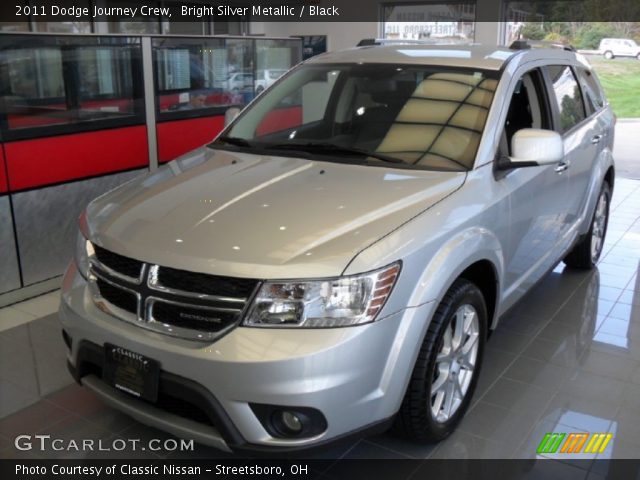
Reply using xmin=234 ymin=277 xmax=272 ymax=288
xmin=86 ymin=148 xmax=465 ymax=279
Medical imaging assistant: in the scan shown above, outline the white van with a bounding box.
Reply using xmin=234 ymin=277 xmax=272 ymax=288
xmin=599 ymin=38 xmax=640 ymax=59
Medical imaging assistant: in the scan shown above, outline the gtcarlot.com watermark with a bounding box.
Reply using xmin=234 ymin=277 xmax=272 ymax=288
xmin=12 ymin=435 xmax=310 ymax=477
xmin=14 ymin=434 xmax=194 ymax=453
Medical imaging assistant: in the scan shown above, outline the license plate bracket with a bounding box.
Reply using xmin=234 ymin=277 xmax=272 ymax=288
xmin=103 ymin=344 xmax=160 ymax=402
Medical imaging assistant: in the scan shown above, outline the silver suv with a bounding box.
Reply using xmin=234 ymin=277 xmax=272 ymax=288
xmin=60 ymin=42 xmax=615 ymax=452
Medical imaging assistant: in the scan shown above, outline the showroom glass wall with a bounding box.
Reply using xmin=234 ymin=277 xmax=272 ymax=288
xmin=0 ymin=33 xmax=301 ymax=303
xmin=153 ymin=36 xmax=302 ymax=160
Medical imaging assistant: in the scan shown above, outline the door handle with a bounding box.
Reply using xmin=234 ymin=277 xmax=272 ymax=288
xmin=591 ymin=134 xmax=602 ymax=144
xmin=554 ymin=162 xmax=570 ymax=173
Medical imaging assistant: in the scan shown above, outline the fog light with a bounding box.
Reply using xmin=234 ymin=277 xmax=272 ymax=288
xmin=250 ymin=403 xmax=327 ymax=439
xmin=280 ymin=411 xmax=303 ymax=434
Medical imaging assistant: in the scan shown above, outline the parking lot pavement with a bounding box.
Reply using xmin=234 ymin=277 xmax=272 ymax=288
xmin=614 ymin=119 xmax=640 ymax=179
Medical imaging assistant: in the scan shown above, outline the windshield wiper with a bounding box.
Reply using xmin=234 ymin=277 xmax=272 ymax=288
xmin=211 ymin=136 xmax=253 ymax=148
xmin=265 ymin=142 xmax=405 ymax=165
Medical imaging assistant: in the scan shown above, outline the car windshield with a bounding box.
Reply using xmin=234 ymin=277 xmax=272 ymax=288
xmin=217 ymin=63 xmax=498 ymax=171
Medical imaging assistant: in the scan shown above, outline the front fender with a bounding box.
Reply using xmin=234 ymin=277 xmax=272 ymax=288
xmin=347 ymin=223 xmax=504 ymax=329
xmin=407 ymin=227 xmax=503 ymax=328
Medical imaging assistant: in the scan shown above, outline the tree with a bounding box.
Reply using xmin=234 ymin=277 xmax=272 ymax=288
xmin=519 ymin=23 xmax=544 ymax=40
xmin=574 ymin=23 xmax=625 ymax=49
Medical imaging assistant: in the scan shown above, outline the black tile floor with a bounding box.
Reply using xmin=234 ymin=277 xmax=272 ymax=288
xmin=1 ymin=178 xmax=639 ymax=474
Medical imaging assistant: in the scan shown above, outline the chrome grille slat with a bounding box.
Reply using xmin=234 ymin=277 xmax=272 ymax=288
xmin=88 ymin=271 xmax=141 ymax=325
xmin=91 ymin=244 xmax=144 ymax=284
xmin=156 ymin=264 xmax=258 ymax=298
xmin=147 ymin=265 xmax=247 ymax=304
xmin=87 ymin=243 xmax=260 ymax=341
xmin=146 ymin=297 xmax=241 ymax=341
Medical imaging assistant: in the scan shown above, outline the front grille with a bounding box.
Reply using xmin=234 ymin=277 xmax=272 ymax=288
xmin=151 ymin=302 xmax=239 ymax=332
xmin=157 ymin=266 xmax=258 ymax=298
xmin=88 ymin=245 xmax=260 ymax=341
xmin=93 ymin=244 xmax=143 ymax=279
xmin=96 ymin=278 xmax=138 ymax=314
xmin=155 ymin=392 xmax=213 ymax=426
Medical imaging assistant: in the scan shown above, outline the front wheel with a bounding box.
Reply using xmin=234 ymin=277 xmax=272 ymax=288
xmin=564 ymin=182 xmax=611 ymax=268
xmin=394 ymin=279 xmax=487 ymax=443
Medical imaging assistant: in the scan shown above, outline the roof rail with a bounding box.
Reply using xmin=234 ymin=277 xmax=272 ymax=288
xmin=356 ymin=38 xmax=472 ymax=47
xmin=509 ymin=40 xmax=575 ymax=52
xmin=357 ymin=38 xmax=378 ymax=46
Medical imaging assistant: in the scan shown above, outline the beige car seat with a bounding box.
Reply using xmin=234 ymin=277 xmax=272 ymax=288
xmin=375 ymin=73 xmax=498 ymax=170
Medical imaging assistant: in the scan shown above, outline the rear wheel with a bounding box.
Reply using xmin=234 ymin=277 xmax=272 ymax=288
xmin=394 ymin=279 xmax=487 ymax=442
xmin=564 ymin=182 xmax=611 ymax=269
xmin=604 ymin=51 xmax=614 ymax=59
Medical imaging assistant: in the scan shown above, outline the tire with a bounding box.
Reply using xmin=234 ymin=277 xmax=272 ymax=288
xmin=394 ymin=278 xmax=487 ymax=443
xmin=564 ymin=182 xmax=611 ymax=269
xmin=637 ymin=53 xmax=640 ymax=60
xmin=256 ymin=86 xmax=264 ymax=94
xmin=604 ymin=51 xmax=614 ymax=60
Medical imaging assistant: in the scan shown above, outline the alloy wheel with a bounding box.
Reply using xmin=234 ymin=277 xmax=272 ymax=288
xmin=590 ymin=190 xmax=608 ymax=262
xmin=430 ymin=304 xmax=480 ymax=423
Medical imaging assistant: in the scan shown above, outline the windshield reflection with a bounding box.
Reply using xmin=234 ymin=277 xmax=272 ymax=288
xmin=218 ymin=64 xmax=498 ymax=171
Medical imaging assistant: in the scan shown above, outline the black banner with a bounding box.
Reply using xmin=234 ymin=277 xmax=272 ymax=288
xmin=3 ymin=0 xmax=640 ymax=23
xmin=2 ymin=459 xmax=640 ymax=480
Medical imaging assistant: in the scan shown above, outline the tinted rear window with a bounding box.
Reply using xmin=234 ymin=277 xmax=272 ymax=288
xmin=547 ymin=65 xmax=586 ymax=133
xmin=576 ymin=68 xmax=605 ymax=114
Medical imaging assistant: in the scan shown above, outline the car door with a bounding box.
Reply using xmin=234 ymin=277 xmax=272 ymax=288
xmin=573 ymin=67 xmax=612 ymax=222
xmin=544 ymin=65 xmax=598 ymax=231
xmin=623 ymin=40 xmax=635 ymax=56
xmin=497 ymin=68 xmax=570 ymax=303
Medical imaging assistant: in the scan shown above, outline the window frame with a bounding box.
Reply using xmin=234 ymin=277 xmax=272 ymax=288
xmin=0 ymin=34 xmax=145 ymax=142
xmin=152 ymin=36 xmax=303 ymax=123
xmin=494 ymin=66 xmax=552 ymax=168
xmin=381 ymin=1 xmax=477 ymax=42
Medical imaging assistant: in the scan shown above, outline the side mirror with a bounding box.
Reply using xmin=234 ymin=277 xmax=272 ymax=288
xmin=224 ymin=107 xmax=241 ymax=127
xmin=509 ymin=128 xmax=564 ymax=167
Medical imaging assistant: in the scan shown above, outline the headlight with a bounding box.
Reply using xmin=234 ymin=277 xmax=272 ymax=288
xmin=243 ymin=262 xmax=401 ymax=328
xmin=75 ymin=211 xmax=94 ymax=279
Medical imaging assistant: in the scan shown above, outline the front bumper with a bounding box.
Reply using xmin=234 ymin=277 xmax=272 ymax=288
xmin=69 ymin=363 xmax=235 ymax=452
xmin=59 ymin=262 xmax=434 ymax=452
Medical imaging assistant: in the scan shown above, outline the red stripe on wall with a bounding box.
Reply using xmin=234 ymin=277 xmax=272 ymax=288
xmin=5 ymin=126 xmax=149 ymax=191
xmin=157 ymin=116 xmax=225 ymax=163
xmin=0 ymin=146 xmax=8 ymax=193
xmin=256 ymin=106 xmax=302 ymax=136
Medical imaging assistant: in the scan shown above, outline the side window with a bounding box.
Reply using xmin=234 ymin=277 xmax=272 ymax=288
xmin=0 ymin=40 xmax=143 ymax=135
xmin=500 ymin=69 xmax=549 ymax=156
xmin=576 ymin=68 xmax=605 ymax=115
xmin=547 ymin=65 xmax=586 ymax=133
